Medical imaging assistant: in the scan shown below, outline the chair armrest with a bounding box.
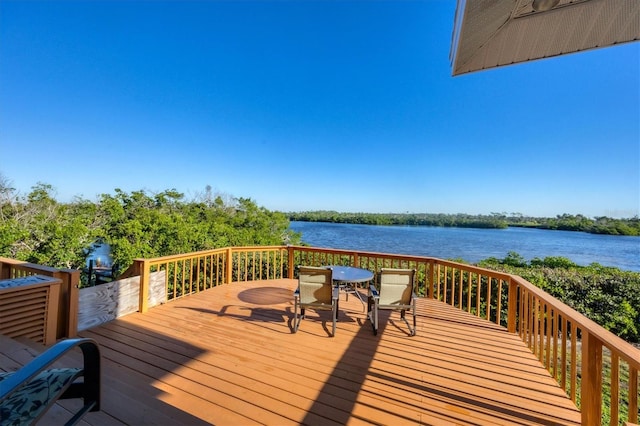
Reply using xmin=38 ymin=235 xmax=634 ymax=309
xmin=332 ymin=287 xmax=340 ymax=300
xmin=293 ymin=287 xmax=300 ymax=299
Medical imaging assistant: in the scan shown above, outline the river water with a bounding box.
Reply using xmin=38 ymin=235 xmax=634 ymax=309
xmin=289 ymin=221 xmax=640 ymax=272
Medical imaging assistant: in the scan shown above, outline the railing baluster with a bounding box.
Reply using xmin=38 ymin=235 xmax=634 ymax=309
xmin=610 ymin=353 xmax=619 ymax=426
xmin=496 ymin=278 xmax=503 ymax=325
xmin=476 ymin=274 xmax=481 ymax=317
xmin=529 ymin=293 xmax=535 ymax=350
xmin=452 ymin=266 xmax=456 ymax=306
xmin=265 ymin=251 xmax=270 ymax=280
xmin=443 ymin=266 xmax=448 ymax=305
xmin=532 ymin=294 xmax=537 ymax=353
xmin=218 ymin=252 xmax=223 ymax=286
xmin=466 ymin=271 xmax=472 ymax=313
xmin=167 ymin=262 xmax=178 ymax=299
xmin=524 ymin=290 xmax=529 ymax=344
xmin=561 ymin=316 xmax=567 ymax=392
xmin=507 ymin=280 xmax=516 ymax=333
xmin=552 ymin=309 xmax=558 ymax=378
xmin=236 ymin=251 xmax=241 ymax=281
xmin=180 ymin=259 xmax=184 ymax=296
xmin=526 ymin=291 xmax=531 ymax=348
xmin=520 ymin=288 xmax=525 ymax=339
xmin=541 ymin=302 xmax=545 ymax=363
xmin=484 ymin=275 xmax=489 ymax=320
xmin=518 ymin=286 xmax=524 ymax=338
xmin=458 ymin=268 xmax=463 ymax=309
xmin=630 ymin=367 xmax=638 ymax=424
xmin=545 ymin=304 xmax=551 ymax=369
xmin=436 ymin=263 xmax=441 ymax=301
xmin=571 ymin=325 xmax=577 ymax=403
xmin=244 ymin=252 xmax=249 ymax=281
xmin=195 ymin=256 xmax=200 ymax=292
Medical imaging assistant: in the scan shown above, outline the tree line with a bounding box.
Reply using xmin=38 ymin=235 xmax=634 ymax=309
xmin=0 ymin=178 xmax=300 ymax=278
xmin=288 ymin=211 xmax=640 ymax=236
xmin=289 ymin=211 xmax=509 ymax=228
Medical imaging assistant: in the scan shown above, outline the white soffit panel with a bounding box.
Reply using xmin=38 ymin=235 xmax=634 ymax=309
xmin=450 ymin=0 xmax=640 ymax=76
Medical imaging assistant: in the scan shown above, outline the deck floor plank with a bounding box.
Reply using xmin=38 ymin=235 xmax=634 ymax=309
xmin=2 ymin=279 xmax=582 ymax=425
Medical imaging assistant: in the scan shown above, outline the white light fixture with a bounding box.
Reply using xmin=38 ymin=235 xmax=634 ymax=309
xmin=532 ymin=0 xmax=561 ymax=11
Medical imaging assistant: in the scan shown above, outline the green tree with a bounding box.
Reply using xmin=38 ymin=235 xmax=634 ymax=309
xmin=0 ymin=181 xmax=101 ymax=268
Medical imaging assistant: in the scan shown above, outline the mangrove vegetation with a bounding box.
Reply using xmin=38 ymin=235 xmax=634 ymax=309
xmin=288 ymin=211 xmax=640 ymax=236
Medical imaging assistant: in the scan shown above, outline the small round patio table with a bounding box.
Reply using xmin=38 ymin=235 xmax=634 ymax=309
xmin=325 ymin=265 xmax=374 ymax=311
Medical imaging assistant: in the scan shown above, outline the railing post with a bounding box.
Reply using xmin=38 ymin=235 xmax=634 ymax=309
xmin=507 ymin=279 xmax=517 ymax=334
xmin=226 ymin=247 xmax=233 ymax=284
xmin=581 ymin=331 xmax=602 ymax=426
xmin=353 ymin=253 xmax=360 ymax=268
xmin=138 ymin=259 xmax=150 ymax=313
xmin=0 ymin=260 xmax=11 ymax=279
xmin=44 ymin=279 xmax=61 ymax=345
xmin=287 ymin=246 xmax=295 ymax=279
xmin=53 ymin=269 xmax=80 ymax=338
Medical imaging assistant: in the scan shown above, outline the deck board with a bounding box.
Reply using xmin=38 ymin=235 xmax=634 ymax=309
xmin=2 ymin=279 xmax=581 ymax=425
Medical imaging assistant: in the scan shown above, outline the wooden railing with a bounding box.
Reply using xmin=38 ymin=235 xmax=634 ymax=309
xmin=133 ymin=246 xmax=290 ymax=312
xmin=132 ymin=245 xmax=639 ymax=426
xmin=509 ymin=274 xmax=639 ymax=426
xmin=0 ymin=257 xmax=80 ymax=340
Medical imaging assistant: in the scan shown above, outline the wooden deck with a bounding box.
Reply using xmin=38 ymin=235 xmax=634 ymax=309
xmin=3 ymin=279 xmax=582 ymax=425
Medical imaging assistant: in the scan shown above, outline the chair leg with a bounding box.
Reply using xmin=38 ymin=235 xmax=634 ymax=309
xmin=293 ymin=299 xmax=300 ymax=333
xmin=411 ymin=315 xmax=416 ymax=336
xmin=412 ymin=305 xmax=417 ymax=336
xmin=367 ymin=295 xmax=377 ymax=335
xmin=400 ymin=309 xmax=416 ymax=336
xmin=332 ymin=304 xmax=337 ymax=337
xmin=372 ymin=304 xmax=378 ymax=336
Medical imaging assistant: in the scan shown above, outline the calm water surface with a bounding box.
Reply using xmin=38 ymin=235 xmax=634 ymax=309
xmin=289 ymin=221 xmax=640 ymax=272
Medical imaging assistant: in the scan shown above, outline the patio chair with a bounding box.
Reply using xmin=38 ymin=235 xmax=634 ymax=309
xmin=293 ymin=266 xmax=338 ymax=336
xmin=368 ymin=268 xmax=417 ymax=336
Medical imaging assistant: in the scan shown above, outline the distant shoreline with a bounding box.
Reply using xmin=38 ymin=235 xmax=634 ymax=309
xmin=288 ymin=212 xmax=640 ymax=237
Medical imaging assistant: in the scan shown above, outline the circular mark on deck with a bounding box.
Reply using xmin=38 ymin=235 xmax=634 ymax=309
xmin=237 ymin=287 xmax=292 ymax=305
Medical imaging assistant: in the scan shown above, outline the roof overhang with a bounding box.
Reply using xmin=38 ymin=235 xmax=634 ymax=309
xmin=450 ymin=0 xmax=640 ymax=76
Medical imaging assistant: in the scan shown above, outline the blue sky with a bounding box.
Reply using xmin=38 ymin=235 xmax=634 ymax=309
xmin=1 ymin=1 xmax=638 ymax=218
